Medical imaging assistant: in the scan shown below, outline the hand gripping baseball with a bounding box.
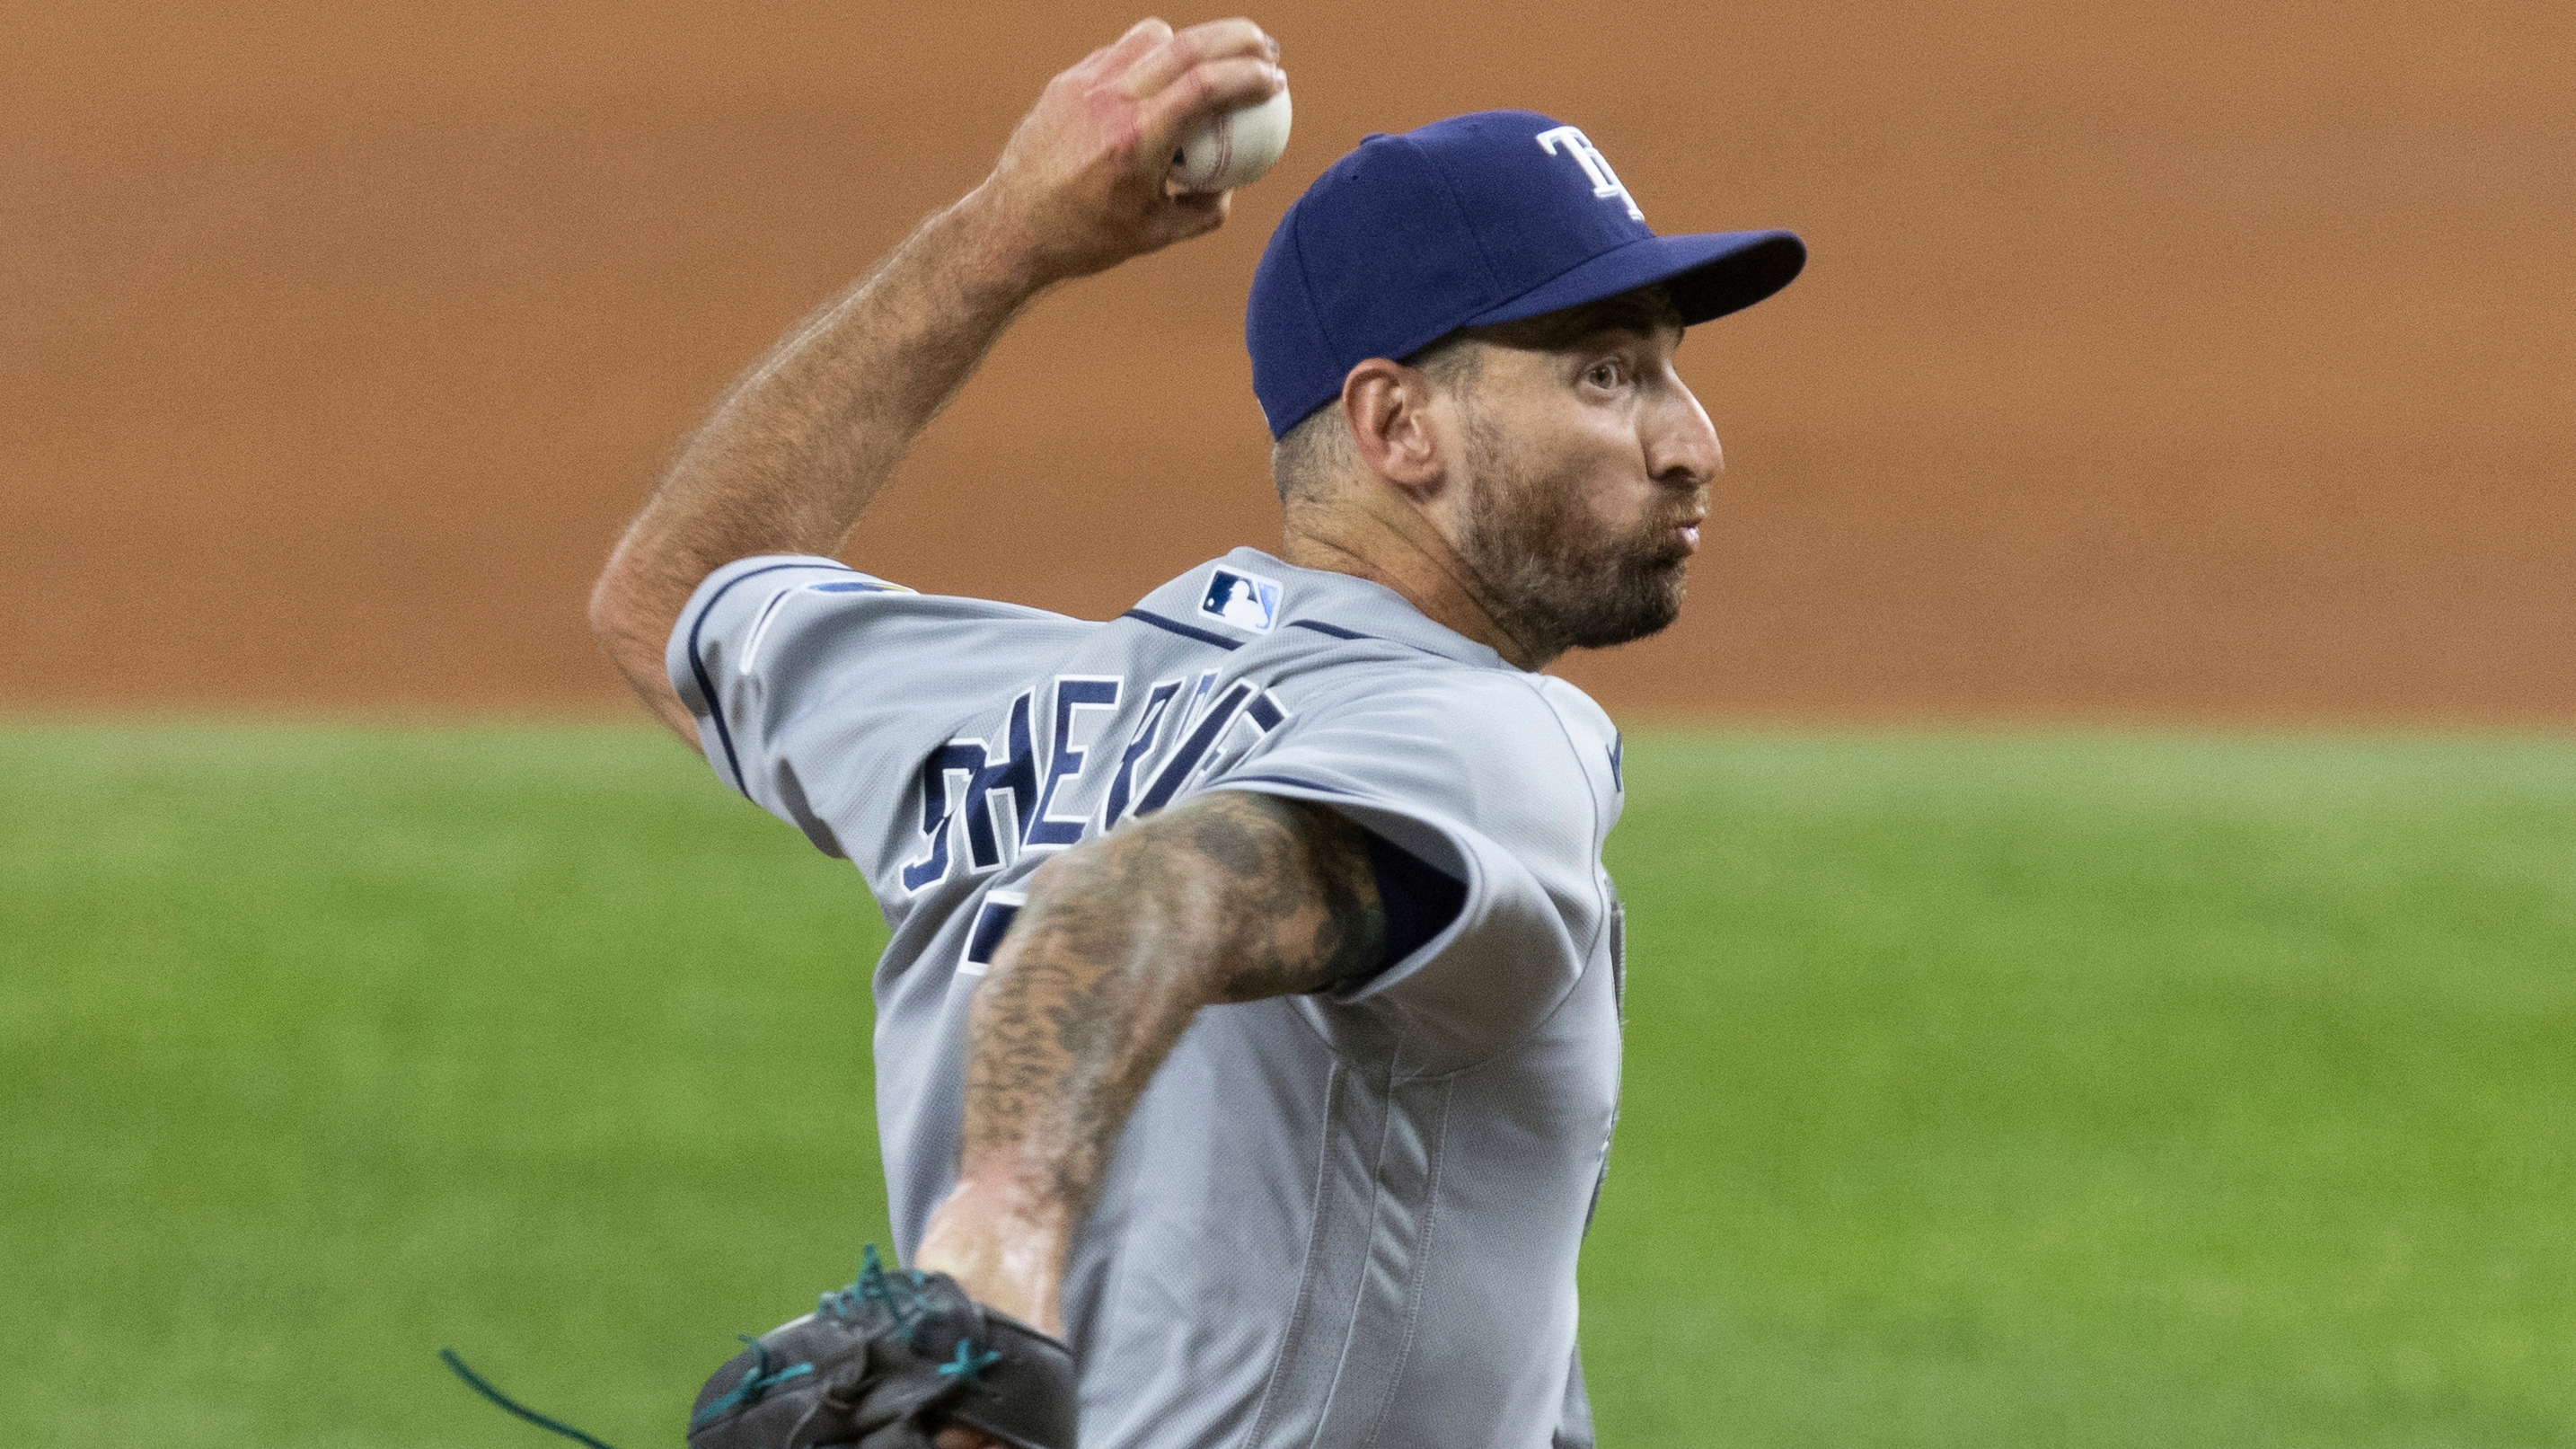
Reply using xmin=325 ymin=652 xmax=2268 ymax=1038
xmin=975 ymin=16 xmax=1284 ymax=285
xmin=686 ymin=1249 xmax=1076 ymax=1449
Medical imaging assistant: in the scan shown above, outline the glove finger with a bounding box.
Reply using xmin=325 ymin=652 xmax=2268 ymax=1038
xmin=933 ymin=1310 xmax=1078 ymax=1449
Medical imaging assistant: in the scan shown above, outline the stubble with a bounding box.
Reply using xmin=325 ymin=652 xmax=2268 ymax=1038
xmin=1454 ymin=402 xmax=1698 ymax=660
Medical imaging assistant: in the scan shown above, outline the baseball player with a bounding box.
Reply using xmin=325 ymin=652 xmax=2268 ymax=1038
xmin=591 ymin=17 xmax=1802 ymax=1447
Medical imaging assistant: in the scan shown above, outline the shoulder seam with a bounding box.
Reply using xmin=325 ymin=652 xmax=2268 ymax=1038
xmin=1284 ymin=616 xmax=1486 ymax=664
xmin=1119 ymin=608 xmax=1243 ymax=651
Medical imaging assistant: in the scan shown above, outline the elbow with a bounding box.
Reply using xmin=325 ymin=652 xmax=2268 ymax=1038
xmin=588 ymin=536 xmax=702 ymax=746
xmin=587 ymin=550 xmax=660 ymax=676
xmin=587 ymin=556 xmax=642 ymax=654
xmin=1014 ymin=846 xmax=1118 ymax=942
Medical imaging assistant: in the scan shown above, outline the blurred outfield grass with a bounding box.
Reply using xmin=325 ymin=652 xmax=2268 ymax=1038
xmin=4 ymin=722 xmax=2573 ymax=1448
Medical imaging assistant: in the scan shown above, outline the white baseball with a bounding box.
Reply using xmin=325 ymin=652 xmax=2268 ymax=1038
xmin=1169 ymin=84 xmax=1292 ymax=193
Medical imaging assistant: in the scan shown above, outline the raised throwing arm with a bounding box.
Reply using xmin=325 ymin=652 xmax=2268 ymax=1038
xmin=913 ymin=791 xmax=1385 ymax=1338
xmin=587 ymin=19 xmax=1285 ymax=742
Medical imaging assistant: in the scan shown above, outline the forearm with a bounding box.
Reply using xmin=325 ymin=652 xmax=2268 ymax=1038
xmin=590 ymin=193 xmax=1045 ymax=732
xmin=923 ymin=841 xmax=1222 ymax=1328
xmin=916 ymin=792 xmax=1384 ymax=1331
xmin=589 ymin=20 xmax=1280 ymax=742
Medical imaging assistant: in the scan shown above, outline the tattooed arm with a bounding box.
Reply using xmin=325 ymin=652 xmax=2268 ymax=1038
xmin=909 ymin=790 xmax=1385 ymax=1338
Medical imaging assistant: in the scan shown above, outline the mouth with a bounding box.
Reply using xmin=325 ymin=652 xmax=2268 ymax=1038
xmin=1663 ymin=512 xmax=1705 ymax=559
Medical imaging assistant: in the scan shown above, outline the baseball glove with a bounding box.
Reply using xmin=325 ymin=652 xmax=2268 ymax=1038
xmin=685 ymin=1247 xmax=1078 ymax=1449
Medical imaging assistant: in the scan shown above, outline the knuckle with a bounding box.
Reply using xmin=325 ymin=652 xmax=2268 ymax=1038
xmin=1210 ymin=18 xmax=1273 ymax=59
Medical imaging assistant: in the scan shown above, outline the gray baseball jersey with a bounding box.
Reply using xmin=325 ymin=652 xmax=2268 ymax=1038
xmin=668 ymin=545 xmax=1628 ymax=1449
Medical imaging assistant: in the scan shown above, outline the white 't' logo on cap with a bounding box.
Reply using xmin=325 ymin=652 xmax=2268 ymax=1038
xmin=1535 ymin=125 xmax=1645 ymax=221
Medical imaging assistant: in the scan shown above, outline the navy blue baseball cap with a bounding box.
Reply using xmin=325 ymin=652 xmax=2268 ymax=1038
xmin=1246 ymin=110 xmax=1805 ymax=438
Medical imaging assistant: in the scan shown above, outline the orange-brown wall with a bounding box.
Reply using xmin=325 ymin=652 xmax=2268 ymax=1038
xmin=6 ymin=1 xmax=2570 ymax=719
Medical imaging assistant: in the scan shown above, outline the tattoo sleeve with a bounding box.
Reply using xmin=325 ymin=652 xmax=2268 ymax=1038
xmin=958 ymin=791 xmax=1386 ymax=1218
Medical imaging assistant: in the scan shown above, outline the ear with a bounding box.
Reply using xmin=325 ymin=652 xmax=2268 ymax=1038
xmin=1338 ymin=358 xmax=1449 ymax=498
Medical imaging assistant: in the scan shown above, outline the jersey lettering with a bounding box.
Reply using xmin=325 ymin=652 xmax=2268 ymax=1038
xmin=1201 ymin=690 xmax=1288 ymax=785
xmin=1102 ymin=678 xmax=1184 ymax=829
xmin=904 ymin=673 xmax=1287 ymax=891
xmin=899 ymin=690 xmax=1039 ymax=892
xmin=1026 ymin=676 xmax=1123 ymax=848
xmin=1182 ymin=668 xmax=1219 ymax=718
xmin=958 ymin=889 xmax=1026 ymax=977
xmin=1131 ymin=682 xmax=1289 ymax=819
xmin=1133 ymin=682 xmax=1253 ymax=819
xmin=961 ymin=691 xmax=1040 ymax=869
xmin=899 ymin=740 xmax=985 ymax=892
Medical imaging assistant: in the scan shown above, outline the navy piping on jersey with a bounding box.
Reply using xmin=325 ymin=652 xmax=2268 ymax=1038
xmin=1289 ymin=616 xmax=1461 ymax=661
xmin=1118 ymin=608 xmax=1243 ymax=651
xmin=686 ymin=561 xmax=852 ymax=796
xmin=1131 ymin=608 xmax=1462 ymax=660
xmin=1213 ymin=772 xmax=1349 ymax=797
xmin=1286 ymin=618 xmax=1371 ymax=641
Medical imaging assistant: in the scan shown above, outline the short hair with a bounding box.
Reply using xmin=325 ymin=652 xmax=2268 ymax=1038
xmin=1267 ymin=283 xmax=1681 ymax=503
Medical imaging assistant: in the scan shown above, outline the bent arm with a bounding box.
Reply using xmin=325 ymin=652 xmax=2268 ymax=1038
xmin=587 ymin=201 xmax=1046 ymax=742
xmin=587 ymin=18 xmax=1285 ymax=741
xmin=912 ymin=791 xmax=1384 ymax=1334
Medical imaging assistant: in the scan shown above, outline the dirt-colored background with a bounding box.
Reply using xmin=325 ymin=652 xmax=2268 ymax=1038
xmin=6 ymin=1 xmax=2570 ymax=720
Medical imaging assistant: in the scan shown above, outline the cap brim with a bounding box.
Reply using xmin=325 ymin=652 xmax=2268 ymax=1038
xmin=1468 ymin=229 xmax=1806 ymax=331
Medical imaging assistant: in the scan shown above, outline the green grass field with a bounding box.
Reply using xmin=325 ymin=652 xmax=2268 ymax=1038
xmin=5 ymin=722 xmax=2573 ymax=1447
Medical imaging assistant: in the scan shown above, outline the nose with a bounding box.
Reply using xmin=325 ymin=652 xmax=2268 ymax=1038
xmin=1645 ymin=376 xmax=1723 ymax=491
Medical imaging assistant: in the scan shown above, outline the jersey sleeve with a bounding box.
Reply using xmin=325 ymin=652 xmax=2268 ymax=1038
xmin=666 ymin=554 xmax=1089 ymax=879
xmin=1203 ymin=670 xmax=1619 ymax=1073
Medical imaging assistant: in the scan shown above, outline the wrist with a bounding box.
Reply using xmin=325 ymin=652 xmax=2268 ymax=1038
xmin=945 ymin=182 xmax=1068 ymax=299
xmin=913 ymin=1170 xmax=1072 ymax=1337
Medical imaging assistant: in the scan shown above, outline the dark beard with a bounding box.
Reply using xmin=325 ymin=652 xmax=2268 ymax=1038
xmin=1454 ymin=411 xmax=1694 ymax=659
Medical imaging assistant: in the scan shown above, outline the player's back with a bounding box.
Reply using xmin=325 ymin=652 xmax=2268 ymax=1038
xmin=672 ymin=546 xmax=1628 ymax=1447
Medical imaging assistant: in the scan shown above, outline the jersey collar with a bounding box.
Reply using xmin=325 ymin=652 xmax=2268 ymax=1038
xmin=1203 ymin=547 xmax=1519 ymax=670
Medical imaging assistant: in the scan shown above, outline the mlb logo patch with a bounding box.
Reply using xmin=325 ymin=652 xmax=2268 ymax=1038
xmin=1198 ymin=567 xmax=1283 ymax=633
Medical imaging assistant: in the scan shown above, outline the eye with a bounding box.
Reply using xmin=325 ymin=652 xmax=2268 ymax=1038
xmin=1584 ymin=358 xmax=1627 ymax=389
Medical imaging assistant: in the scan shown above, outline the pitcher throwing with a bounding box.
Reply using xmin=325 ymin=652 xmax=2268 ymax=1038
xmin=592 ymin=16 xmax=1804 ymax=1446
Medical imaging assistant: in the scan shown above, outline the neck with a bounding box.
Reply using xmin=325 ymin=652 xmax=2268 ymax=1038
xmin=1278 ymin=492 xmax=1556 ymax=671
